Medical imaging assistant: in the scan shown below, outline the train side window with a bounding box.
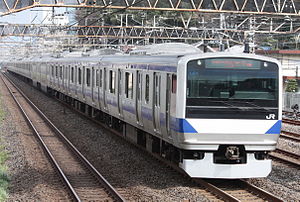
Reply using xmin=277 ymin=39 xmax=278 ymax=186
xmin=172 ymin=75 xmax=177 ymax=94
xmin=78 ymin=68 xmax=82 ymax=85
xmin=100 ymin=69 xmax=103 ymax=87
xmin=96 ymin=69 xmax=99 ymax=87
xmin=109 ymin=70 xmax=116 ymax=94
xmin=55 ymin=66 xmax=58 ymax=78
xmin=60 ymin=66 xmax=63 ymax=79
xmin=63 ymin=66 xmax=66 ymax=79
xmin=86 ymin=68 xmax=91 ymax=87
xmin=67 ymin=65 xmax=70 ymax=80
xmin=92 ymin=68 xmax=95 ymax=87
xmin=137 ymin=73 xmax=141 ymax=101
xmin=51 ymin=66 xmax=54 ymax=77
xmin=64 ymin=66 xmax=67 ymax=80
xmin=71 ymin=67 xmax=74 ymax=83
xmin=154 ymin=75 xmax=160 ymax=106
xmin=145 ymin=74 xmax=149 ymax=103
xmin=125 ymin=72 xmax=133 ymax=99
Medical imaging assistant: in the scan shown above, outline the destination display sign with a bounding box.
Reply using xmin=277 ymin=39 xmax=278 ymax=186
xmin=205 ymin=58 xmax=261 ymax=69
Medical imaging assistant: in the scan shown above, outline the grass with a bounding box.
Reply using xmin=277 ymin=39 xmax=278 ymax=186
xmin=0 ymin=94 xmax=9 ymax=202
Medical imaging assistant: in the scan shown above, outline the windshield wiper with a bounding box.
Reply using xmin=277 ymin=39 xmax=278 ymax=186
xmin=219 ymin=101 xmax=251 ymax=110
xmin=243 ymin=101 xmax=274 ymax=112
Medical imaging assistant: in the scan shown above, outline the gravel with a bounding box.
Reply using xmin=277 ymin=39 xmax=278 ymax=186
xmin=277 ymin=123 xmax=300 ymax=155
xmin=0 ymin=76 xmax=70 ymax=201
xmin=247 ymin=123 xmax=300 ymax=201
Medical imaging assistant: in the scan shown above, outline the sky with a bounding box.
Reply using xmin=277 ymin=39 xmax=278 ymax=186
xmin=0 ymin=7 xmax=72 ymax=24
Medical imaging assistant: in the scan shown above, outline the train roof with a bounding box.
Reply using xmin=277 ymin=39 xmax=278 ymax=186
xmin=180 ymin=51 xmax=280 ymax=65
xmin=7 ymin=47 xmax=280 ymax=68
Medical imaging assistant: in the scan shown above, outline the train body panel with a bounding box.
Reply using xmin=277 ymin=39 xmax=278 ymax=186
xmin=6 ymin=49 xmax=282 ymax=179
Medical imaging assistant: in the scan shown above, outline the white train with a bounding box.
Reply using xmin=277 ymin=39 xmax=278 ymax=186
xmin=6 ymin=46 xmax=282 ymax=178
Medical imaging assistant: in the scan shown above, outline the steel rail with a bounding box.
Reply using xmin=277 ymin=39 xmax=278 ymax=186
xmin=239 ymin=180 xmax=283 ymax=202
xmin=0 ymin=74 xmax=81 ymax=201
xmin=280 ymin=131 xmax=300 ymax=142
xmin=282 ymin=118 xmax=300 ymax=126
xmin=269 ymin=148 xmax=300 ymax=167
xmin=2 ymin=73 xmax=126 ymax=202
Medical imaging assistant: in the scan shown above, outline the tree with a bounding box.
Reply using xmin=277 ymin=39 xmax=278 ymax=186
xmin=286 ymin=79 xmax=298 ymax=92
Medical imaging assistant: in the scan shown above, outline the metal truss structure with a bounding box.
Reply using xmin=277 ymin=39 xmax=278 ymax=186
xmin=0 ymin=23 xmax=242 ymax=44
xmin=0 ymin=10 xmax=299 ymax=44
xmin=1 ymin=0 xmax=300 ymax=56
xmin=1 ymin=0 xmax=300 ymax=16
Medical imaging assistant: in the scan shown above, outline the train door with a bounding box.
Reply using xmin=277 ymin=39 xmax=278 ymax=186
xmin=103 ymin=67 xmax=108 ymax=110
xmin=136 ymin=70 xmax=143 ymax=125
xmin=166 ymin=74 xmax=172 ymax=134
xmin=117 ymin=69 xmax=123 ymax=117
xmin=153 ymin=72 xmax=161 ymax=132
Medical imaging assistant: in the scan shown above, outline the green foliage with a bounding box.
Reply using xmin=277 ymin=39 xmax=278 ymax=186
xmin=0 ymin=97 xmax=8 ymax=202
xmin=286 ymin=79 xmax=298 ymax=92
xmin=0 ymin=150 xmax=8 ymax=202
xmin=260 ymin=37 xmax=278 ymax=50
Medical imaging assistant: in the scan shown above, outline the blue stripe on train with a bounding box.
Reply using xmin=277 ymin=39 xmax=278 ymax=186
xmin=265 ymin=120 xmax=282 ymax=134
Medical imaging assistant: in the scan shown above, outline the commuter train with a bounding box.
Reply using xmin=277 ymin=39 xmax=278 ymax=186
xmin=6 ymin=45 xmax=282 ymax=178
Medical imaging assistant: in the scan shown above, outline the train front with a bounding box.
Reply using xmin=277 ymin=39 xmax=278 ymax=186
xmin=176 ymin=53 xmax=282 ymax=178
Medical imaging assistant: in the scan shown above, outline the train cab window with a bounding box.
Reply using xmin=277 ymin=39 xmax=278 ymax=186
xmin=96 ymin=69 xmax=99 ymax=87
xmin=71 ymin=67 xmax=74 ymax=83
xmin=172 ymin=75 xmax=177 ymax=94
xmin=125 ymin=72 xmax=133 ymax=99
xmin=145 ymin=74 xmax=150 ymax=103
xmin=78 ymin=68 xmax=82 ymax=85
xmin=109 ymin=70 xmax=116 ymax=94
xmin=86 ymin=68 xmax=91 ymax=87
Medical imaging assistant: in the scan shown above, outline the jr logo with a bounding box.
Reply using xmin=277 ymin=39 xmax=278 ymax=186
xmin=266 ymin=114 xmax=276 ymax=120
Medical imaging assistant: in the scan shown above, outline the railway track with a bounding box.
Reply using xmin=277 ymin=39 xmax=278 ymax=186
xmin=1 ymin=73 xmax=125 ymax=202
xmin=280 ymin=130 xmax=300 ymax=142
xmin=6 ymin=72 xmax=284 ymax=202
xmin=269 ymin=148 xmax=300 ymax=167
xmin=282 ymin=118 xmax=300 ymax=126
xmin=200 ymin=179 xmax=282 ymax=202
xmin=42 ymin=85 xmax=283 ymax=201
